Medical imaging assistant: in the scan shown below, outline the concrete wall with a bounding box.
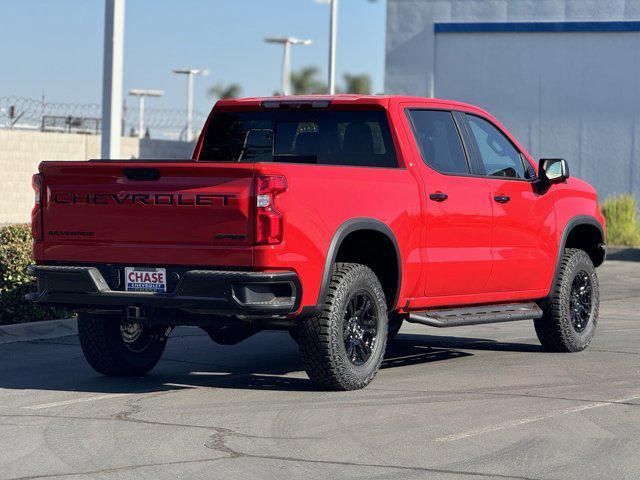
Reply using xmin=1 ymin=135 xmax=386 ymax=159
xmin=386 ymin=0 xmax=640 ymax=201
xmin=0 ymin=130 xmax=195 ymax=224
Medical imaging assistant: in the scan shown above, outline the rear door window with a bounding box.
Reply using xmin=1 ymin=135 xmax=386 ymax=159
xmin=199 ymin=110 xmax=398 ymax=168
xmin=406 ymin=109 xmax=469 ymax=175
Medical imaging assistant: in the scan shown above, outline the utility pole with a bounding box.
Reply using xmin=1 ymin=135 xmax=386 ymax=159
xmin=328 ymin=0 xmax=338 ymax=94
xmin=282 ymin=41 xmax=291 ymax=95
xmin=315 ymin=0 xmax=338 ymax=94
xmin=172 ymin=69 xmax=207 ymax=142
xmin=264 ymin=37 xmax=312 ymax=95
xmin=129 ymin=89 xmax=163 ymax=139
xmin=101 ymin=0 xmax=125 ymax=158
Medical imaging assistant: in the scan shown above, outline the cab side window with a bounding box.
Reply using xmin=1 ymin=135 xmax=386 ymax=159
xmin=407 ymin=110 xmax=469 ymax=175
xmin=466 ymin=114 xmax=526 ymax=179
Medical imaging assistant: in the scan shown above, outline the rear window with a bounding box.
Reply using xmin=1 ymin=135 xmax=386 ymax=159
xmin=407 ymin=109 xmax=469 ymax=175
xmin=198 ymin=110 xmax=398 ymax=168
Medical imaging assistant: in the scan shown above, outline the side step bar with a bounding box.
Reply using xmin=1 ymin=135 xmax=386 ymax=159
xmin=407 ymin=302 xmax=543 ymax=328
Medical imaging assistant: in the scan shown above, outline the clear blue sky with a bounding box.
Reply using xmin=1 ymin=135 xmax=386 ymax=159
xmin=1 ymin=0 xmax=387 ymax=113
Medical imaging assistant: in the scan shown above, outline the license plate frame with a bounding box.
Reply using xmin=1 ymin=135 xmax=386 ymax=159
xmin=124 ymin=267 xmax=167 ymax=293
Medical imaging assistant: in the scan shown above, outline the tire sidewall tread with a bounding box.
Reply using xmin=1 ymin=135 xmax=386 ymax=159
xmin=78 ymin=312 xmax=167 ymax=377
xmin=298 ymin=263 xmax=388 ymax=390
xmin=535 ymin=248 xmax=599 ymax=352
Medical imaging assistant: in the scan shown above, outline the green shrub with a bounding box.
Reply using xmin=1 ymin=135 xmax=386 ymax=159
xmin=601 ymin=194 xmax=640 ymax=247
xmin=0 ymin=224 xmax=69 ymax=325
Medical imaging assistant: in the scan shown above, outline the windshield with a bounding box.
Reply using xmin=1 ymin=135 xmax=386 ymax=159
xmin=198 ymin=109 xmax=398 ymax=168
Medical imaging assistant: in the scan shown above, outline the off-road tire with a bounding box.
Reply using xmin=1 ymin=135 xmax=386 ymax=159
xmin=78 ymin=312 xmax=168 ymax=376
xmin=298 ymin=263 xmax=388 ymax=390
xmin=534 ymin=248 xmax=599 ymax=352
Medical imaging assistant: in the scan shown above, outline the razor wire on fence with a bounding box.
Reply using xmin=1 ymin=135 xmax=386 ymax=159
xmin=0 ymin=96 xmax=207 ymax=140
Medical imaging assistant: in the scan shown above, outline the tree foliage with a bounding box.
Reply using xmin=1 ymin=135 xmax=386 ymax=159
xmin=291 ymin=66 xmax=327 ymax=95
xmin=208 ymin=82 xmax=243 ymax=99
xmin=342 ymin=73 xmax=372 ymax=94
xmin=289 ymin=67 xmax=373 ymax=95
xmin=0 ymin=224 xmax=70 ymax=325
xmin=602 ymin=194 xmax=640 ymax=246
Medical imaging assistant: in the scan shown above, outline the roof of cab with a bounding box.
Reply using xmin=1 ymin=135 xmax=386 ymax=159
xmin=214 ymin=94 xmax=480 ymax=111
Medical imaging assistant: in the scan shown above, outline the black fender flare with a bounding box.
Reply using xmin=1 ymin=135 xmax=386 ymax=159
xmin=299 ymin=218 xmax=402 ymax=318
xmin=544 ymin=215 xmax=605 ymax=299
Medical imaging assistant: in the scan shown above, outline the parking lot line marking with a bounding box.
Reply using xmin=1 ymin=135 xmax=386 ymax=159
xmin=434 ymin=393 xmax=640 ymax=442
xmin=24 ymin=393 xmax=129 ymax=410
xmin=163 ymin=382 xmax=210 ymax=389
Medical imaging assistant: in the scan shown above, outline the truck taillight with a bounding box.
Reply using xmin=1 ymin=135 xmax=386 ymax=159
xmin=255 ymin=175 xmax=287 ymax=245
xmin=31 ymin=173 xmax=43 ymax=240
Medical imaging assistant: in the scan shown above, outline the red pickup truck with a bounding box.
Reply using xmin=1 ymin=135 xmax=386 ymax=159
xmin=28 ymin=95 xmax=605 ymax=390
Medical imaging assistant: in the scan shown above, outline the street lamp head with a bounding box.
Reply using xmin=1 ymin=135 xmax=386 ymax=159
xmin=265 ymin=36 xmax=313 ymax=96
xmin=264 ymin=36 xmax=288 ymax=44
xmin=172 ymin=68 xmax=208 ymax=142
xmin=129 ymin=89 xmax=164 ymax=97
xmin=172 ymin=68 xmax=209 ymax=76
xmin=264 ymin=36 xmax=312 ymax=46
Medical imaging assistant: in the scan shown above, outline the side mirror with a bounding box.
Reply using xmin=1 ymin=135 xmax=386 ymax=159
xmin=538 ymin=158 xmax=570 ymax=185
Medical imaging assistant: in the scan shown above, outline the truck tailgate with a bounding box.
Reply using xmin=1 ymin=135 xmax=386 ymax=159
xmin=38 ymin=161 xmax=254 ymax=267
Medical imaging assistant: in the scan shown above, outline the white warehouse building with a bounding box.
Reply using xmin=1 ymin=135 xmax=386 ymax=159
xmin=385 ymin=0 xmax=640 ymax=201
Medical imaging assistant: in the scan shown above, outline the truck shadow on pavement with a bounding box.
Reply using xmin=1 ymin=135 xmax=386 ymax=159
xmin=0 ymin=330 xmax=541 ymax=395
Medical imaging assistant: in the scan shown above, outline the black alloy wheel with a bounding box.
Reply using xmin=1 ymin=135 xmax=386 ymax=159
xmin=120 ymin=320 xmax=156 ymax=353
xmin=570 ymin=270 xmax=593 ymax=333
xmin=343 ymin=290 xmax=379 ymax=366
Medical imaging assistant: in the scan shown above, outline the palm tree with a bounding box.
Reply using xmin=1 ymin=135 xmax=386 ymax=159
xmin=208 ymin=82 xmax=242 ymax=99
xmin=291 ymin=66 xmax=327 ymax=95
xmin=342 ymin=73 xmax=372 ymax=94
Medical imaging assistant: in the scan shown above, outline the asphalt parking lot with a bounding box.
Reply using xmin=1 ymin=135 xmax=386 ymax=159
xmin=1 ymin=259 xmax=639 ymax=480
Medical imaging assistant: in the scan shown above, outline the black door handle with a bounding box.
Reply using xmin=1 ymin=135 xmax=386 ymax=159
xmin=429 ymin=192 xmax=448 ymax=202
xmin=494 ymin=195 xmax=510 ymax=204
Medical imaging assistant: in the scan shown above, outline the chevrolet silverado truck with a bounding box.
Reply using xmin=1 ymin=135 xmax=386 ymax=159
xmin=28 ymin=95 xmax=605 ymax=390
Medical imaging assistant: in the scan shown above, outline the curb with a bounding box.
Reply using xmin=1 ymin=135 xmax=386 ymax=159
xmin=0 ymin=318 xmax=77 ymax=345
xmin=606 ymin=246 xmax=640 ymax=262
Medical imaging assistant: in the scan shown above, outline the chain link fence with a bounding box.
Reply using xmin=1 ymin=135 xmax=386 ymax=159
xmin=0 ymin=96 xmax=207 ymax=140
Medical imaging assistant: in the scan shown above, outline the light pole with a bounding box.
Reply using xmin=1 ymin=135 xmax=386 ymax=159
xmin=316 ymin=0 xmax=338 ymax=94
xmin=172 ymin=68 xmax=208 ymax=142
xmin=328 ymin=0 xmax=337 ymax=94
xmin=264 ymin=37 xmax=312 ymax=95
xmin=128 ymin=89 xmax=163 ymax=139
xmin=101 ymin=0 xmax=125 ymax=158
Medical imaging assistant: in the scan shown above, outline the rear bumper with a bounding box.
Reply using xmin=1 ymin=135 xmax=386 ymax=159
xmin=26 ymin=265 xmax=301 ymax=316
